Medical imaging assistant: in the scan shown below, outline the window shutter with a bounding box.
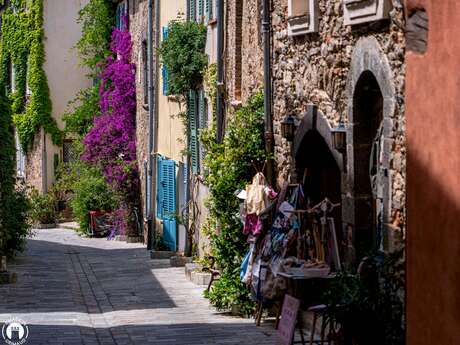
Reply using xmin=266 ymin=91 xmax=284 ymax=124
xmin=162 ymin=159 xmax=176 ymax=215
xmin=162 ymin=26 xmax=169 ymax=95
xmin=198 ymin=90 xmax=207 ymax=170
xmin=188 ymin=90 xmax=199 ymax=174
xmin=198 ymin=0 xmax=203 ymax=21
xmin=206 ymin=0 xmax=213 ymax=22
xmin=189 ymin=0 xmax=196 ymax=22
xmin=156 ymin=156 xmax=164 ymax=219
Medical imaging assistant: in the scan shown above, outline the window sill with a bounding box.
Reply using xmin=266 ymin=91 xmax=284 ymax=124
xmin=208 ymin=19 xmax=217 ymax=26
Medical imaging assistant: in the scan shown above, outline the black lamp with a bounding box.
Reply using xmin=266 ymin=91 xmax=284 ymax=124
xmin=332 ymin=119 xmax=347 ymax=152
xmin=281 ymin=114 xmax=296 ymax=142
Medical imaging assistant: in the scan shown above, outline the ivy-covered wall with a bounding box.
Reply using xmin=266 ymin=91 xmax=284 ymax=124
xmin=0 ymin=0 xmax=61 ymax=152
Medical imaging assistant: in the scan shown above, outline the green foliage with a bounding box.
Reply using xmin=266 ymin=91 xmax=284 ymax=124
xmin=0 ymin=89 xmax=31 ymax=257
xmin=64 ymin=0 xmax=114 ymax=138
xmin=0 ymin=0 xmax=62 ymax=151
xmin=70 ymin=163 xmax=116 ymax=233
xmin=29 ymin=188 xmax=57 ymax=225
xmin=203 ymin=63 xmax=217 ymax=117
xmin=204 ymin=270 xmax=256 ymax=317
xmin=75 ymin=0 xmax=114 ymax=74
xmin=323 ymin=250 xmax=405 ymax=345
xmin=200 ymin=92 xmax=266 ymax=312
xmin=159 ymin=19 xmax=207 ymax=95
xmin=63 ymin=84 xmax=101 ymax=137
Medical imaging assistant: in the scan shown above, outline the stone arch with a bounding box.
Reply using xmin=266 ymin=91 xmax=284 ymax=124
xmin=344 ymin=37 xmax=395 ymax=256
xmin=294 ymin=104 xmax=343 ymax=172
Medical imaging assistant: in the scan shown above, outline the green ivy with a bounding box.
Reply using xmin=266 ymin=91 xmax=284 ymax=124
xmin=63 ymin=0 xmax=114 ymax=138
xmin=0 ymin=0 xmax=62 ymax=152
xmin=75 ymin=0 xmax=114 ymax=75
xmin=0 ymin=84 xmax=30 ymax=257
xmin=159 ymin=19 xmax=207 ymax=95
xmin=200 ymin=92 xmax=266 ymax=314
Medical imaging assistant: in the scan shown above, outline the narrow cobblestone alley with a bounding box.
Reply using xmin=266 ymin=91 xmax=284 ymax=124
xmin=0 ymin=229 xmax=275 ymax=345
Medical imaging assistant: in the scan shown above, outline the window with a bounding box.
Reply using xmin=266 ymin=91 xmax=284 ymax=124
xmin=115 ymin=0 xmax=128 ymax=30
xmin=343 ymin=0 xmax=392 ymax=26
xmin=15 ymin=130 xmax=26 ymax=178
xmin=287 ymin=0 xmax=319 ymax=36
xmin=162 ymin=26 xmax=169 ymax=96
xmin=142 ymin=40 xmax=148 ymax=104
xmin=62 ymin=140 xmax=76 ymax=164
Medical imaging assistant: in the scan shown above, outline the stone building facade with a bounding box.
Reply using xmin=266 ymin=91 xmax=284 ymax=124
xmin=271 ymin=0 xmax=406 ymax=258
xmin=224 ymin=0 xmax=264 ymax=107
xmin=129 ymin=0 xmax=150 ymax=226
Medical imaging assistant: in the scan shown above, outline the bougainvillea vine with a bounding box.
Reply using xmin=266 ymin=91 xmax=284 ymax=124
xmin=81 ymin=28 xmax=140 ymax=231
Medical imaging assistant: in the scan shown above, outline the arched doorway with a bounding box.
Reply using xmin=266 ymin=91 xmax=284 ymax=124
xmin=294 ymin=105 xmax=343 ymax=246
xmin=296 ymin=130 xmax=342 ymax=233
xmin=345 ymin=37 xmax=395 ymax=262
xmin=352 ymin=71 xmax=384 ymax=258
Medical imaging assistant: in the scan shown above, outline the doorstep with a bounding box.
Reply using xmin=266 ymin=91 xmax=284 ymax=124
xmin=150 ymin=250 xmax=176 ymax=259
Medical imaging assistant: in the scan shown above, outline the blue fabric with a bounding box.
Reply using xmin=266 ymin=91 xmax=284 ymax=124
xmin=240 ymin=250 xmax=251 ymax=281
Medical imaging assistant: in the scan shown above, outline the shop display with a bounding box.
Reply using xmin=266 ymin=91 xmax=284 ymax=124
xmin=238 ymin=173 xmax=342 ymax=303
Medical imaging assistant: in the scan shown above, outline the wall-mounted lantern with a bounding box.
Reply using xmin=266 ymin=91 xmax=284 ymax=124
xmin=281 ymin=114 xmax=296 ymax=142
xmin=332 ymin=120 xmax=347 ymax=152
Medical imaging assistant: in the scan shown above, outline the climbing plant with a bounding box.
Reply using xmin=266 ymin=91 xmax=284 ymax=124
xmin=63 ymin=0 xmax=115 ymax=138
xmin=0 ymin=0 xmax=61 ymax=151
xmin=200 ymin=92 xmax=266 ymax=315
xmin=81 ymin=28 xmax=140 ymax=234
xmin=159 ymin=19 xmax=207 ymax=96
xmin=0 ymin=85 xmax=30 ymax=257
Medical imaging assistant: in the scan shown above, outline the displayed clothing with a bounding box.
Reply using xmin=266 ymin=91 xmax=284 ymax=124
xmin=243 ymin=213 xmax=263 ymax=235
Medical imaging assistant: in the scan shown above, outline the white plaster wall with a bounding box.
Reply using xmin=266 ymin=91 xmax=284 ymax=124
xmin=42 ymin=0 xmax=92 ymax=190
xmin=157 ymin=0 xmax=187 ymax=163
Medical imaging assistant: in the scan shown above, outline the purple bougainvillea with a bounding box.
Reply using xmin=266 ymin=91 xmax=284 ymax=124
xmin=82 ymin=28 xmax=140 ymax=213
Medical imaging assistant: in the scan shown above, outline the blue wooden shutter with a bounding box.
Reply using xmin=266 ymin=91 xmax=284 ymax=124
xmin=188 ymin=90 xmax=199 ymax=174
xmin=206 ymin=0 xmax=213 ymax=22
xmin=162 ymin=159 xmax=177 ymax=251
xmin=198 ymin=90 xmax=207 ymax=171
xmin=161 ymin=160 xmax=176 ymax=216
xmin=189 ymin=0 xmax=196 ymax=22
xmin=198 ymin=0 xmax=203 ymax=22
xmin=162 ymin=26 xmax=169 ymax=95
xmin=156 ymin=156 xmax=164 ymax=219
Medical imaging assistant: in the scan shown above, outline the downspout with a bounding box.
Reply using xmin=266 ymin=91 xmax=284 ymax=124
xmin=262 ymin=0 xmax=274 ymax=185
xmin=147 ymin=0 xmax=157 ymax=250
xmin=216 ymin=0 xmax=224 ymax=143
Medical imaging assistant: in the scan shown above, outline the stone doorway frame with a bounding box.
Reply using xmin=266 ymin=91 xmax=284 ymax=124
xmin=344 ymin=37 xmax=395 ymax=252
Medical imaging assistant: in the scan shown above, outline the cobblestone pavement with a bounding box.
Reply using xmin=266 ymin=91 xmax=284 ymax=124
xmin=0 ymin=229 xmax=275 ymax=345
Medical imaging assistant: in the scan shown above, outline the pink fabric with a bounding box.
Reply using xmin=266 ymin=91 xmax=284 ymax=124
xmin=243 ymin=214 xmax=263 ymax=235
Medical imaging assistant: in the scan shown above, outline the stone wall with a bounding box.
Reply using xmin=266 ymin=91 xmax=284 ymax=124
xmin=130 ymin=0 xmax=150 ymax=222
xmin=271 ymin=0 xmax=406 ymax=237
xmin=25 ymin=129 xmax=44 ymax=193
xmin=224 ymin=0 xmax=264 ymax=108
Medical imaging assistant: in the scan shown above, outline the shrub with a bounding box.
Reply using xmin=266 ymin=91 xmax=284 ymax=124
xmin=0 ymin=79 xmax=31 ymax=257
xmin=29 ymin=188 xmax=57 ymax=225
xmin=200 ymin=92 xmax=266 ymax=313
xmin=70 ymin=165 xmax=116 ymax=233
xmin=159 ymin=19 xmax=207 ymax=95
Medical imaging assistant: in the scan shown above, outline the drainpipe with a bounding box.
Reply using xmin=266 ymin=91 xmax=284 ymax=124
xmin=262 ymin=0 xmax=274 ymax=185
xmin=147 ymin=0 xmax=157 ymax=250
xmin=216 ymin=0 xmax=224 ymax=143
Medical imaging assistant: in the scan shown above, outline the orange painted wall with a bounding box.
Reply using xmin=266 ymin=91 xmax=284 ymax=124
xmin=406 ymin=0 xmax=460 ymax=344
